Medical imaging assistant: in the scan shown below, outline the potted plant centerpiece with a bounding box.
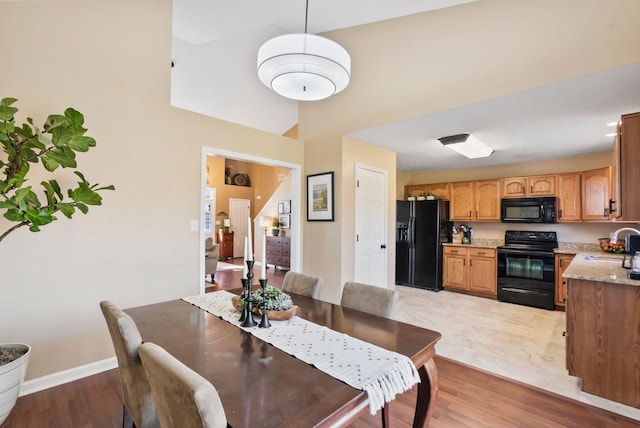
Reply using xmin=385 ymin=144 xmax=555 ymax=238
xmin=232 ymin=286 xmax=298 ymax=320
xmin=271 ymin=219 xmax=281 ymax=236
xmin=0 ymin=98 xmax=114 ymax=422
xmin=427 ymin=192 xmax=437 ymax=200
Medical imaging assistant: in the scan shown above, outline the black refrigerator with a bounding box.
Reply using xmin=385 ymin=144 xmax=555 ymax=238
xmin=396 ymin=199 xmax=452 ymax=291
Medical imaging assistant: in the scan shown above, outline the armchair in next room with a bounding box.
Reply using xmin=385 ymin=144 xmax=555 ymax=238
xmin=205 ymin=237 xmax=220 ymax=282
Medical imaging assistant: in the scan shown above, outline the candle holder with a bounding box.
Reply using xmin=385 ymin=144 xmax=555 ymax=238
xmin=258 ymin=279 xmax=271 ymax=328
xmin=239 ymin=277 xmax=249 ymax=322
xmin=241 ymin=260 xmax=257 ymax=328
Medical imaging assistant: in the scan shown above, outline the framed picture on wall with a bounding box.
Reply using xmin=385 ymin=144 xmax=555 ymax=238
xmin=307 ymin=171 xmax=334 ymax=221
xmin=278 ymin=214 xmax=290 ymax=229
xmin=278 ymin=202 xmax=284 ymax=214
xmin=283 ymin=199 xmax=291 ymax=214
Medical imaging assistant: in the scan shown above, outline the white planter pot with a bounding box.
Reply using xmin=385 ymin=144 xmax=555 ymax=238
xmin=0 ymin=344 xmax=31 ymax=424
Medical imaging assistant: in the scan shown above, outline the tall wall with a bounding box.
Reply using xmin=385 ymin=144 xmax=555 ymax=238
xmin=0 ymin=0 xmax=303 ymax=381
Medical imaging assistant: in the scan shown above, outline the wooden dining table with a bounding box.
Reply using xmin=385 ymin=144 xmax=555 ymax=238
xmin=125 ymin=291 xmax=441 ymax=427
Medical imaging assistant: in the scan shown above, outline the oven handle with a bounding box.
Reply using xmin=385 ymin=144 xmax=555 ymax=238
xmin=498 ymin=248 xmax=555 ymax=257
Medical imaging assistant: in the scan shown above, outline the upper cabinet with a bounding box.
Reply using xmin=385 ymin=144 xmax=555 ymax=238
xmin=501 ymin=175 xmax=556 ymax=198
xmin=428 ymin=182 xmax=450 ymax=200
xmin=614 ymin=112 xmax=640 ymax=221
xmin=581 ymin=167 xmax=611 ymax=221
xmin=450 ymin=180 xmax=500 ymax=221
xmin=557 ymin=173 xmax=581 ymax=222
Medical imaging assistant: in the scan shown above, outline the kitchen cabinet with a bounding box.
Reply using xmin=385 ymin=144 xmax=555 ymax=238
xmin=554 ymin=253 xmax=575 ymax=308
xmin=566 ymin=277 xmax=640 ymax=408
xmin=612 ymin=112 xmax=640 ymax=221
xmin=404 ymin=182 xmax=450 ymax=200
xmin=581 ymin=167 xmax=611 ymax=221
xmin=265 ymin=236 xmax=290 ymax=270
xmin=217 ymin=230 xmax=234 ymax=260
xmin=557 ymin=173 xmax=581 ymax=221
xmin=501 ymin=175 xmax=556 ymax=198
xmin=449 ymin=180 xmax=500 ymax=221
xmin=443 ymin=246 xmax=497 ymax=297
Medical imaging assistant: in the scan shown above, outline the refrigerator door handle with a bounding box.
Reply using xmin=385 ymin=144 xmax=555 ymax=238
xmin=408 ymin=217 xmax=415 ymax=248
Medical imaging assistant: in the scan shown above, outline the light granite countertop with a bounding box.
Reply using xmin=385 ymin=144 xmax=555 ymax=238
xmin=442 ymin=238 xmax=502 ymax=249
xmin=555 ymin=242 xmax=601 ymax=254
xmin=562 ymin=251 xmax=640 ymax=286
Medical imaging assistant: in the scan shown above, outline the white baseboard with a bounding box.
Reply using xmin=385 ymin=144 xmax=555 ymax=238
xmin=19 ymin=357 xmax=118 ymax=396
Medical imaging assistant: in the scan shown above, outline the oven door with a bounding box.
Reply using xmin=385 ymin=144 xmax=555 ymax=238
xmin=497 ymin=248 xmax=556 ymax=310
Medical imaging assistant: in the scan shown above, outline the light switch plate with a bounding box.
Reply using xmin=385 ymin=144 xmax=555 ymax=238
xmin=190 ymin=219 xmax=199 ymax=232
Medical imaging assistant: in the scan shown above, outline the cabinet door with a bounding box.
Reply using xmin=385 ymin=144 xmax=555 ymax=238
xmin=450 ymin=182 xmax=474 ymax=221
xmin=468 ymin=249 xmax=496 ymax=295
xmin=428 ymin=183 xmax=450 ymax=200
xmin=620 ymin=112 xmax=640 ymax=221
xmin=555 ymin=253 xmax=575 ymax=308
xmin=443 ymin=248 xmax=467 ymax=290
xmin=501 ymin=178 xmax=527 ymax=197
xmin=475 ymin=180 xmax=500 ymax=221
xmin=557 ymin=174 xmax=581 ymax=221
xmin=528 ymin=175 xmax=556 ymax=196
xmin=581 ymin=167 xmax=611 ymax=221
xmin=405 ymin=185 xmax=428 ymax=199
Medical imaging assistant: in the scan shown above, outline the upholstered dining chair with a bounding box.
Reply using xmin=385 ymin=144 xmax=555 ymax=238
xmin=340 ymin=282 xmax=399 ymax=428
xmin=340 ymin=281 xmax=399 ymax=319
xmin=205 ymin=237 xmax=220 ymax=283
xmin=100 ymin=301 xmax=160 ymax=428
xmin=138 ymin=342 xmax=228 ymax=428
xmin=281 ymin=271 xmax=323 ymax=299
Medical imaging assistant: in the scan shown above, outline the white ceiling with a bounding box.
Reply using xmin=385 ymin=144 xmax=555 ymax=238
xmin=171 ymin=1 xmax=640 ymax=172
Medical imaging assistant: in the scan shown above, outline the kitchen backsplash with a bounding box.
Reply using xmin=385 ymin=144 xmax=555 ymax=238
xmin=457 ymin=221 xmax=640 ymax=245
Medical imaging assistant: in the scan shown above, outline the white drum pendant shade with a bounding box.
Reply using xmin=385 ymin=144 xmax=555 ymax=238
xmin=257 ymin=33 xmax=351 ymax=101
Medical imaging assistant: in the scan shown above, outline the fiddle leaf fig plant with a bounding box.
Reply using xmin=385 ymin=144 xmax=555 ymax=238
xmin=0 ymin=97 xmax=115 ymax=242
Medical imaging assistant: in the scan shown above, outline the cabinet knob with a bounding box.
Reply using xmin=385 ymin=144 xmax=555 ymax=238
xmin=562 ymin=331 xmax=566 ymax=337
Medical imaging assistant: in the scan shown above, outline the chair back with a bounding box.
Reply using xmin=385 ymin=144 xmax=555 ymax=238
xmin=100 ymin=301 xmax=159 ymax=428
xmin=138 ymin=342 xmax=228 ymax=428
xmin=340 ymin=281 xmax=398 ymax=319
xmin=282 ymin=271 xmax=323 ymax=299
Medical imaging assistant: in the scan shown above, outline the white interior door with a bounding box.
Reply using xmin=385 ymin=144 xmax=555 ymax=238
xmin=229 ymin=198 xmax=250 ymax=259
xmin=354 ymin=164 xmax=387 ymax=287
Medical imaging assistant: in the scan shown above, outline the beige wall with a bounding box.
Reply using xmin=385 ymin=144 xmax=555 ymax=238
xmin=0 ymin=0 xmax=302 ymax=380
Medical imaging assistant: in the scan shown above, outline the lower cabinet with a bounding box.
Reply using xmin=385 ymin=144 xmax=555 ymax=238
xmin=265 ymin=236 xmax=291 ymax=270
xmin=443 ymin=246 xmax=497 ymax=297
xmin=554 ymin=253 xmax=575 ymax=309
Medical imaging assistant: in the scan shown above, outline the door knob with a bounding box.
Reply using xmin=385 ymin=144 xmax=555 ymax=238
xmin=380 ymin=244 xmax=387 ymax=249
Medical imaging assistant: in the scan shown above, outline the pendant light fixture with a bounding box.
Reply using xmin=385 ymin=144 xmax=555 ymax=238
xmin=257 ymin=0 xmax=351 ymax=101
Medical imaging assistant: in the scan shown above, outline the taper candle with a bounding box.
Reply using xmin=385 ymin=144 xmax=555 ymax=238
xmin=247 ymin=217 xmax=253 ymax=261
xmin=242 ymin=237 xmax=248 ymax=279
xmin=261 ymin=235 xmax=267 ymax=279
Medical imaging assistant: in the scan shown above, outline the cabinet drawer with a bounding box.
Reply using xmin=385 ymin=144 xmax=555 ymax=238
xmin=469 ymin=248 xmax=496 ymax=258
xmin=444 ymin=246 xmax=466 ymax=255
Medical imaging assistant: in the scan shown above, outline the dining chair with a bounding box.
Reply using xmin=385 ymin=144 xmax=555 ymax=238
xmin=340 ymin=282 xmax=399 ymax=427
xmin=138 ymin=342 xmax=228 ymax=428
xmin=340 ymin=281 xmax=399 ymax=319
xmin=281 ymin=271 xmax=323 ymax=299
xmin=100 ymin=301 xmax=160 ymax=428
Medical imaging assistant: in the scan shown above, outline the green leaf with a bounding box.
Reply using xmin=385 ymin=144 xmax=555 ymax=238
xmin=69 ymin=184 xmax=102 ymax=205
xmin=58 ymin=203 xmax=75 ymax=219
xmin=43 ymin=114 xmax=68 ymax=132
xmin=67 ymin=136 xmax=95 ymax=152
xmin=14 ymin=186 xmax=33 ymax=204
xmin=46 ymin=147 xmax=77 ymax=168
xmin=28 ymin=224 xmax=41 ymax=232
xmin=50 ymin=126 xmax=72 ymax=147
xmin=95 ymin=184 xmax=116 ymax=191
xmin=0 ymin=105 xmax=17 ymax=121
xmin=49 ymin=179 xmax=63 ymax=199
xmin=0 ymin=98 xmax=18 ymax=107
xmin=0 ymin=201 xmax=15 ymax=209
xmin=76 ymin=202 xmax=89 ymax=214
xmin=25 ymin=209 xmax=54 ymax=226
xmin=4 ymin=209 xmax=25 ymax=222
xmin=0 ymin=121 xmax=15 ymax=134
xmin=41 ymin=155 xmax=60 ymax=172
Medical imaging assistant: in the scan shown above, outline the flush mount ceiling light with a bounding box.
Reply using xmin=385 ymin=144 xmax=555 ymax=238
xmin=438 ymin=134 xmax=493 ymax=159
xmin=257 ymin=0 xmax=351 ymax=101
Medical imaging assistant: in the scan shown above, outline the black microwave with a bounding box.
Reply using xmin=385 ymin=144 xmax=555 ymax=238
xmin=501 ymin=197 xmax=557 ymax=223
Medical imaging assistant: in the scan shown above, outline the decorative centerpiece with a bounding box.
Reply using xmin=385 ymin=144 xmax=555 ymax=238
xmin=232 ymin=286 xmax=298 ymax=321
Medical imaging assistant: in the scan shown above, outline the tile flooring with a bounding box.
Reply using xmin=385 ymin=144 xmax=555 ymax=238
xmin=396 ymin=286 xmax=640 ymax=421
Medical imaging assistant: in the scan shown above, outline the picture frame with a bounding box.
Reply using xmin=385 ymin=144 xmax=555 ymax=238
xmin=278 ymin=214 xmax=290 ymax=229
xmin=283 ymin=199 xmax=291 ymax=214
xmin=307 ymin=171 xmax=334 ymax=221
xmin=278 ymin=202 xmax=284 ymax=214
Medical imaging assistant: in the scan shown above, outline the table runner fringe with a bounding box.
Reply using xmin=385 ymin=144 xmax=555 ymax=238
xmin=364 ymin=361 xmax=421 ymax=413
xmin=182 ymin=292 xmax=421 ymax=415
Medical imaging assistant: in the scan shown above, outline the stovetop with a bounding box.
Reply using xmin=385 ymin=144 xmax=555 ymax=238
xmin=499 ymin=230 xmax=558 ymax=252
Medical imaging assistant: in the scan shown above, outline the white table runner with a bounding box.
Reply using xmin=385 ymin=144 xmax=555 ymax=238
xmin=182 ymin=291 xmax=420 ymax=414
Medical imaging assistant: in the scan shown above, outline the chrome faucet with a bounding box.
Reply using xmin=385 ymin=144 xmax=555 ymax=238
xmin=610 ymin=227 xmax=640 ymax=244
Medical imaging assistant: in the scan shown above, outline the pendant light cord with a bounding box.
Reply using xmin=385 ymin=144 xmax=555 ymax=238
xmin=304 ymin=0 xmax=309 ymax=33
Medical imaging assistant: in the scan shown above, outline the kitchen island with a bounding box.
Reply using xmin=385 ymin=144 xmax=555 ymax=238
xmin=563 ymin=251 xmax=640 ymax=409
